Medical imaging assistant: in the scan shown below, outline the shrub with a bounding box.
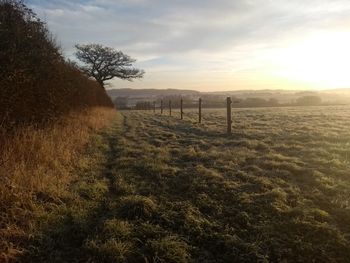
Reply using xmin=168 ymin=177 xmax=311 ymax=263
xmin=0 ymin=0 xmax=113 ymax=132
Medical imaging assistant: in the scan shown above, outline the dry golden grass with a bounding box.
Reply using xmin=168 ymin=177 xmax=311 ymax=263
xmin=0 ymin=107 xmax=116 ymax=262
xmin=12 ymin=106 xmax=349 ymax=262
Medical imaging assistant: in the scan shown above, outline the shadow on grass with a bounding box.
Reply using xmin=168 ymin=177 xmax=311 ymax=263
xmin=22 ymin=119 xmax=124 ymax=262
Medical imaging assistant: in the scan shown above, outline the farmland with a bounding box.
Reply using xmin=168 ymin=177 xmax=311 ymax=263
xmin=3 ymin=1 xmax=350 ymax=262
xmin=24 ymin=106 xmax=350 ymax=262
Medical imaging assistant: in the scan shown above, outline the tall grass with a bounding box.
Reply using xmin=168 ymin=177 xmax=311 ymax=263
xmin=0 ymin=108 xmax=116 ymax=262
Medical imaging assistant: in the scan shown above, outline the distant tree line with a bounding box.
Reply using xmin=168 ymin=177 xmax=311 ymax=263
xmin=135 ymin=101 xmax=153 ymax=110
xmin=295 ymin=95 xmax=322 ymax=106
xmin=114 ymin=95 xmax=323 ymax=109
xmin=0 ymin=0 xmax=113 ymax=131
xmin=114 ymin=97 xmax=129 ymax=109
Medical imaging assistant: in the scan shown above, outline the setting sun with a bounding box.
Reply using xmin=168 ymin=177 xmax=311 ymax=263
xmin=272 ymin=31 xmax=350 ymax=89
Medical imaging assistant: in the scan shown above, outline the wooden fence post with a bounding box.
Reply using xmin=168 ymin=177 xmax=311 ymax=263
xmin=199 ymin=98 xmax=202 ymax=123
xmin=161 ymin=100 xmax=163 ymax=114
xmin=180 ymin=98 xmax=183 ymax=120
xmin=169 ymin=100 xmax=172 ymax=116
xmin=227 ymin=97 xmax=232 ymax=134
xmin=153 ymin=101 xmax=156 ymax=113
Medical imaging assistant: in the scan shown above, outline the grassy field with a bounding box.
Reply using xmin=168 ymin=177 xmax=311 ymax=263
xmin=22 ymin=106 xmax=350 ymax=262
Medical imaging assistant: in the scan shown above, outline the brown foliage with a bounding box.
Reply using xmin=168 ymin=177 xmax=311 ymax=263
xmin=0 ymin=0 xmax=113 ymax=131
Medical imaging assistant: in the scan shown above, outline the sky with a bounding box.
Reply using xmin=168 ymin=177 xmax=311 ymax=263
xmin=28 ymin=0 xmax=350 ymax=91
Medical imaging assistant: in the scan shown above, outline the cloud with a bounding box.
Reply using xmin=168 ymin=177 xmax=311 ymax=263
xmin=27 ymin=0 xmax=350 ymax=90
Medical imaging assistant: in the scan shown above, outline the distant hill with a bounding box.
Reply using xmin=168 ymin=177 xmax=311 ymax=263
xmin=107 ymin=88 xmax=350 ymax=106
xmin=107 ymin=88 xmax=200 ymax=99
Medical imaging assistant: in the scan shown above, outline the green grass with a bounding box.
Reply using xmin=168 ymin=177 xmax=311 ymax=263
xmin=24 ymin=106 xmax=350 ymax=262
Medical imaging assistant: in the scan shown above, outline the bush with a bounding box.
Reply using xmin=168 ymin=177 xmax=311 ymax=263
xmin=0 ymin=0 xmax=113 ymax=131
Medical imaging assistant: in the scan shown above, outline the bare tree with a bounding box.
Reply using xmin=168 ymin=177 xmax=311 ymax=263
xmin=74 ymin=44 xmax=144 ymax=88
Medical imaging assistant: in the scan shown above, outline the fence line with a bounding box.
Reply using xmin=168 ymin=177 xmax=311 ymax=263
xmin=141 ymin=97 xmax=233 ymax=134
xmin=128 ymin=97 xmax=233 ymax=134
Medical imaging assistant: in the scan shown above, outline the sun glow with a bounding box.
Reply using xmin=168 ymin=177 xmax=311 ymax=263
xmin=271 ymin=31 xmax=350 ymax=89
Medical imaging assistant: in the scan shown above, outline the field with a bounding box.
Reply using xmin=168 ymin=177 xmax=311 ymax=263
xmin=21 ymin=106 xmax=350 ymax=262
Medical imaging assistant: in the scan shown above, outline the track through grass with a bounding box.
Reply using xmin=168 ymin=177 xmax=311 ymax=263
xmin=25 ymin=107 xmax=350 ymax=262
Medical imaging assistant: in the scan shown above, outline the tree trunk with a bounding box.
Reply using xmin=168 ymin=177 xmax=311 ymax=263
xmin=97 ymin=79 xmax=105 ymax=89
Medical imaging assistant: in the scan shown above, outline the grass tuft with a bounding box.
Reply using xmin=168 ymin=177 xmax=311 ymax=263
xmin=147 ymin=236 xmax=190 ymax=263
xmin=117 ymin=195 xmax=157 ymax=220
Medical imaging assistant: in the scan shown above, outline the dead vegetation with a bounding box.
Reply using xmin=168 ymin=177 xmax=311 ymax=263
xmin=0 ymin=108 xmax=116 ymax=262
